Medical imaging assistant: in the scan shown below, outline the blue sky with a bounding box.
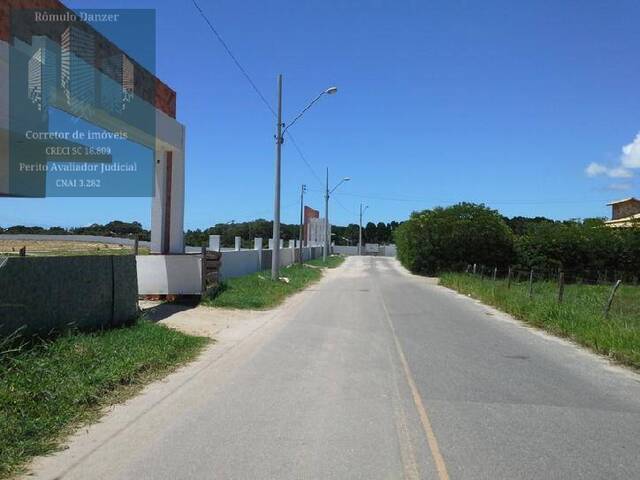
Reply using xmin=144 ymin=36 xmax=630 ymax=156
xmin=4 ymin=0 xmax=640 ymax=229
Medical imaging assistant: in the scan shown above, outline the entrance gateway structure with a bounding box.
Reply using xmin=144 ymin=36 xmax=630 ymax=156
xmin=0 ymin=0 xmax=185 ymax=254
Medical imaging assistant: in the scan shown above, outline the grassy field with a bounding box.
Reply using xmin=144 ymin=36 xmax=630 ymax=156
xmin=202 ymin=264 xmax=323 ymax=309
xmin=0 ymin=240 xmax=148 ymax=256
xmin=440 ymin=273 xmax=640 ymax=369
xmin=305 ymin=254 xmax=345 ymax=269
xmin=0 ymin=321 xmax=208 ymax=479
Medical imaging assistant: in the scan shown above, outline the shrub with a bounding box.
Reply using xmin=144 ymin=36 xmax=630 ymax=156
xmin=395 ymin=203 xmax=515 ymax=275
xmin=514 ymin=221 xmax=640 ymax=278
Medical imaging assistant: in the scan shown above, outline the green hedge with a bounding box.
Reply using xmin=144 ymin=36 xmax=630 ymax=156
xmin=395 ymin=203 xmax=640 ymax=277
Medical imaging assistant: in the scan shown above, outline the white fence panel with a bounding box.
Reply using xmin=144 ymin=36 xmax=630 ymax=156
xmin=333 ymin=245 xmax=359 ymax=256
xmin=219 ymin=250 xmax=260 ymax=281
xmin=137 ymin=255 xmax=201 ymax=295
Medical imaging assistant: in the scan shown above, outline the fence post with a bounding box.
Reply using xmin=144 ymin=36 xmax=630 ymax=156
xmin=492 ymin=267 xmax=497 ymax=281
xmin=201 ymin=246 xmax=207 ymax=295
xmin=507 ymin=267 xmax=512 ymax=289
xmin=473 ymin=263 xmax=477 ymax=275
xmin=480 ymin=266 xmax=485 ymax=280
xmin=557 ymin=271 xmax=565 ymax=303
xmin=209 ymin=235 xmax=221 ymax=252
xmin=133 ymin=235 xmax=139 ymax=255
xmin=604 ymin=280 xmax=622 ymax=318
xmin=254 ymin=237 xmax=263 ymax=271
xmin=528 ymin=269 xmax=534 ymax=298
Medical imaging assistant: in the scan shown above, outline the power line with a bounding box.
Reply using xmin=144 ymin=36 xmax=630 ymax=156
xmin=191 ymin=0 xmax=324 ymax=187
xmin=191 ymin=0 xmax=276 ymax=117
xmin=284 ymin=133 xmax=324 ymax=187
xmin=334 ymin=197 xmax=357 ymax=216
xmin=318 ymin=190 xmax=609 ymax=206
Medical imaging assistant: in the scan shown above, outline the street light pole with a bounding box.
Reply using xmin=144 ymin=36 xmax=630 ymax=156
xmin=324 ymin=167 xmax=329 ymax=262
xmin=271 ymin=74 xmax=283 ymax=280
xmin=270 ymin=80 xmax=338 ymax=279
xmin=299 ymin=184 xmax=306 ymax=265
xmin=323 ymin=170 xmax=351 ymax=262
xmin=358 ymin=204 xmax=364 ymax=255
xmin=359 ymin=204 xmax=369 ymax=255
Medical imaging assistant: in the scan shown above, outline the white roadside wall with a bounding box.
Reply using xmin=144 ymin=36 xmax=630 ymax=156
xmin=219 ymin=250 xmax=260 ymax=281
xmin=333 ymin=245 xmax=359 ymax=256
xmin=136 ymin=255 xmax=202 ymax=295
xmin=332 ymin=244 xmax=397 ymax=257
xmin=135 ymin=246 xmax=325 ymax=295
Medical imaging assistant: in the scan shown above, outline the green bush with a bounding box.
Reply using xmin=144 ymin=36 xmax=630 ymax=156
xmin=396 ymin=203 xmax=640 ymax=279
xmin=395 ymin=203 xmax=515 ymax=275
xmin=514 ymin=221 xmax=640 ymax=277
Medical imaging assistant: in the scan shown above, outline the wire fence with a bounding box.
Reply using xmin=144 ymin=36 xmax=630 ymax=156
xmin=460 ymin=263 xmax=639 ymax=318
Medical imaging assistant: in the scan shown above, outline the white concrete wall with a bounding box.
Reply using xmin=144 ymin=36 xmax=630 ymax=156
xmin=332 ymin=244 xmax=397 ymax=257
xmin=219 ymin=249 xmax=260 ymax=281
xmin=136 ymin=254 xmax=201 ymax=295
xmin=279 ymin=247 xmax=294 ymax=267
xmin=151 ymin=122 xmax=186 ymax=255
xmin=219 ymin=246 xmax=324 ymax=280
xmin=381 ymin=245 xmax=397 ymax=257
xmin=136 ymin=244 xmax=327 ymax=294
xmin=333 ymin=245 xmax=359 ymax=256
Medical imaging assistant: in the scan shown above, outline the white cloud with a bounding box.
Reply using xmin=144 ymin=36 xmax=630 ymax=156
xmin=585 ymin=162 xmax=632 ymax=178
xmin=608 ymin=166 xmax=633 ymax=178
xmin=586 ymin=162 xmax=607 ymax=177
xmin=586 ymin=132 xmax=640 ymax=180
xmin=621 ymin=132 xmax=640 ymax=168
xmin=606 ymin=183 xmax=633 ymax=191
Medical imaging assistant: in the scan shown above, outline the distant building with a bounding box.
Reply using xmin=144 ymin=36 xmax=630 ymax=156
xmin=605 ymin=197 xmax=640 ymax=227
xmin=303 ymin=206 xmax=329 ymax=245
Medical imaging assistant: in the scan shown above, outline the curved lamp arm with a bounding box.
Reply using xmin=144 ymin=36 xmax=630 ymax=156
xmin=283 ymin=86 xmax=338 ymax=135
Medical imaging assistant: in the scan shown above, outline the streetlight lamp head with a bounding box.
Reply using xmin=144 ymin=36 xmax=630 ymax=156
xmin=343 ymin=177 xmax=351 ymax=182
xmin=325 ymin=86 xmax=338 ymax=95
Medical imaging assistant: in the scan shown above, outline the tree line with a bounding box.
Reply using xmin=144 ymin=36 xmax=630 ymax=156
xmin=184 ymin=220 xmax=400 ymax=248
xmin=0 ymin=219 xmax=399 ymax=247
xmin=0 ymin=221 xmax=150 ymax=240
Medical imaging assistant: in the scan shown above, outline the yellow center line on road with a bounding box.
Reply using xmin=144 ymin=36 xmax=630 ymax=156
xmin=378 ymin=289 xmax=451 ymax=480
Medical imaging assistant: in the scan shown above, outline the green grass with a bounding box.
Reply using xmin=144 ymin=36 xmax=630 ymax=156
xmin=202 ymin=264 xmax=323 ymax=309
xmin=305 ymin=254 xmax=345 ymax=269
xmin=440 ymin=273 xmax=640 ymax=369
xmin=0 ymin=320 xmax=208 ymax=479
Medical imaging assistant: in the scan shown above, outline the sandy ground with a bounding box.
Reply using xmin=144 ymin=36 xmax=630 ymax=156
xmin=140 ymin=300 xmax=273 ymax=339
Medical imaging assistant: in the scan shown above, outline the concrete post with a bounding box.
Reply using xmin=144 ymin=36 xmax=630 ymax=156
xmin=268 ymin=239 xmax=274 ymax=250
xmin=235 ymin=236 xmax=241 ymax=251
xmin=209 ymin=235 xmax=221 ymax=252
xmin=288 ymin=240 xmax=295 ymax=249
xmin=254 ymin=237 xmax=263 ymax=271
xmin=280 ymin=239 xmax=284 ymax=249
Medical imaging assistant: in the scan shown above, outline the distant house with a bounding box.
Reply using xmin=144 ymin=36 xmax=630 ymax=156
xmin=605 ymin=197 xmax=640 ymax=227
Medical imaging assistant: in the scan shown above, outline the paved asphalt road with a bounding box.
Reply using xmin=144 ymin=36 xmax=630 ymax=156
xmin=29 ymin=257 xmax=640 ymax=479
